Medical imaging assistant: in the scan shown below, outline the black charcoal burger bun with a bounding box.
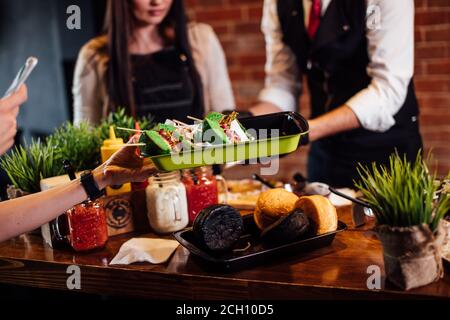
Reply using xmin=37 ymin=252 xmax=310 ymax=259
xmin=261 ymin=209 xmax=311 ymax=243
xmin=193 ymin=205 xmax=244 ymax=251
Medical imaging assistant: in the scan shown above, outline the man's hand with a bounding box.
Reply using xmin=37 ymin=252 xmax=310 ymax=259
xmin=308 ymin=105 xmax=361 ymax=142
xmin=94 ymin=137 xmax=158 ymax=188
xmin=249 ymin=102 xmax=282 ymax=116
xmin=0 ymin=85 xmax=28 ymax=156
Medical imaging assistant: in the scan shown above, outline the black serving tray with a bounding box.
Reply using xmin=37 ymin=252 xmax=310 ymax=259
xmin=173 ymin=214 xmax=347 ymax=271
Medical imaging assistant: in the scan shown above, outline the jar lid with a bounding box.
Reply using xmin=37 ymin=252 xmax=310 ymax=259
xmin=150 ymin=171 xmax=181 ymax=183
xmin=182 ymin=166 xmax=213 ymax=175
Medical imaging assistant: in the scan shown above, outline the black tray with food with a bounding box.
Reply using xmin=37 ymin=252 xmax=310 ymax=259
xmin=174 ymin=212 xmax=347 ymax=271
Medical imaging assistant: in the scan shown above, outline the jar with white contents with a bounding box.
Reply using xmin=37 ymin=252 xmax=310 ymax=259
xmin=146 ymin=171 xmax=189 ymax=234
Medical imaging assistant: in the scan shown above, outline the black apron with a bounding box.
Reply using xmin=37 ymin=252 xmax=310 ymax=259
xmin=132 ymin=47 xmax=198 ymax=123
xmin=277 ymin=0 xmax=422 ymax=187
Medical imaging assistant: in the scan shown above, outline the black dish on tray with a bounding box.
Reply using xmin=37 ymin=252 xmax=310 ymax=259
xmin=260 ymin=209 xmax=312 ymax=244
xmin=174 ymin=214 xmax=347 ymax=271
xmin=193 ymin=205 xmax=244 ymax=251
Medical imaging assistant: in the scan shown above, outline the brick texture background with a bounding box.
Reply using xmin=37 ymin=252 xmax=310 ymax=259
xmin=186 ymin=0 xmax=449 ymax=180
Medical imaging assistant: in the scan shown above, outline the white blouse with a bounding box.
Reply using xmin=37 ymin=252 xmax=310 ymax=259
xmin=72 ymin=23 xmax=235 ymax=125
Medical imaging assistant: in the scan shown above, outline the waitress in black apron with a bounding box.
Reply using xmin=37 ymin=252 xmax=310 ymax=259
xmin=73 ymin=0 xmax=236 ymax=127
xmin=252 ymin=0 xmax=422 ymax=187
xmin=106 ymin=0 xmax=206 ymax=123
xmin=132 ymin=47 xmax=198 ymax=123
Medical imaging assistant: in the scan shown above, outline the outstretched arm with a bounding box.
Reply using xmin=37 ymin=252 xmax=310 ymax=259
xmin=0 ymin=141 xmax=157 ymax=242
xmin=308 ymin=105 xmax=360 ymax=142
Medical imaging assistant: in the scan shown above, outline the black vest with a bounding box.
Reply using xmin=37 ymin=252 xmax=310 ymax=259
xmin=277 ymin=0 xmax=422 ymax=186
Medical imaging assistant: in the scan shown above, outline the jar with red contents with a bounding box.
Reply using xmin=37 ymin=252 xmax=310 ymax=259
xmin=182 ymin=166 xmax=227 ymax=224
xmin=55 ymin=201 xmax=108 ymax=252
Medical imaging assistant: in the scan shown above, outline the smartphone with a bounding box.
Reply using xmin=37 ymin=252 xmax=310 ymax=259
xmin=3 ymin=56 xmax=38 ymax=98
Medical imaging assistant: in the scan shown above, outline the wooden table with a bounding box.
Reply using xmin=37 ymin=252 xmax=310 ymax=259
xmin=0 ymin=207 xmax=448 ymax=300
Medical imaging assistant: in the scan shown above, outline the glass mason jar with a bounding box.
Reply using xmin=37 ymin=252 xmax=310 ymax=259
xmin=182 ymin=166 xmax=227 ymax=224
xmin=146 ymin=171 xmax=189 ymax=234
xmin=55 ymin=201 xmax=108 ymax=252
xmin=47 ymin=214 xmax=70 ymax=249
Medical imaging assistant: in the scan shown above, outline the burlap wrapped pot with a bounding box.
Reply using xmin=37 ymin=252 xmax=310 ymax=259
xmin=376 ymin=222 xmax=445 ymax=290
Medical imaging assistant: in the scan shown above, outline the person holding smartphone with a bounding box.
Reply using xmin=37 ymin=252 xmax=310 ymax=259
xmin=0 ymin=141 xmax=157 ymax=242
xmin=0 ymin=84 xmax=27 ymax=156
xmin=0 ymin=85 xmax=157 ymax=242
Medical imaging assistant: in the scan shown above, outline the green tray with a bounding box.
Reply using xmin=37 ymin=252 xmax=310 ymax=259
xmin=140 ymin=112 xmax=309 ymax=172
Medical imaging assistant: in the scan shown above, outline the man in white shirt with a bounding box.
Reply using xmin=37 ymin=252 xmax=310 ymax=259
xmin=251 ymin=0 xmax=422 ymax=187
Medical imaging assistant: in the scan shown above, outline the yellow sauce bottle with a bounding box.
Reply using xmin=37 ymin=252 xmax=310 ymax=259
xmin=101 ymin=126 xmax=131 ymax=196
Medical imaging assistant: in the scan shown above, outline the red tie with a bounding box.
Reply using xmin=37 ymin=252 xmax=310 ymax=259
xmin=307 ymin=0 xmax=321 ymax=39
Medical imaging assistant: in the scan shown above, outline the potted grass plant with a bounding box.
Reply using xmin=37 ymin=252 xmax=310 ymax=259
xmin=1 ymin=109 xmax=155 ymax=195
xmin=0 ymin=139 xmax=61 ymax=195
xmin=47 ymin=121 xmax=102 ymax=172
xmin=355 ymin=152 xmax=450 ymax=290
xmin=97 ymin=107 xmax=155 ymax=141
xmin=1 ymin=122 xmax=102 ymax=195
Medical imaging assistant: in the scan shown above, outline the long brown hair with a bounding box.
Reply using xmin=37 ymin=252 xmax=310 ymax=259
xmin=104 ymin=0 xmax=204 ymax=117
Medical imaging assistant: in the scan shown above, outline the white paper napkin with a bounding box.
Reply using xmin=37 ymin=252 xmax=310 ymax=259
xmin=109 ymin=238 xmax=179 ymax=265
